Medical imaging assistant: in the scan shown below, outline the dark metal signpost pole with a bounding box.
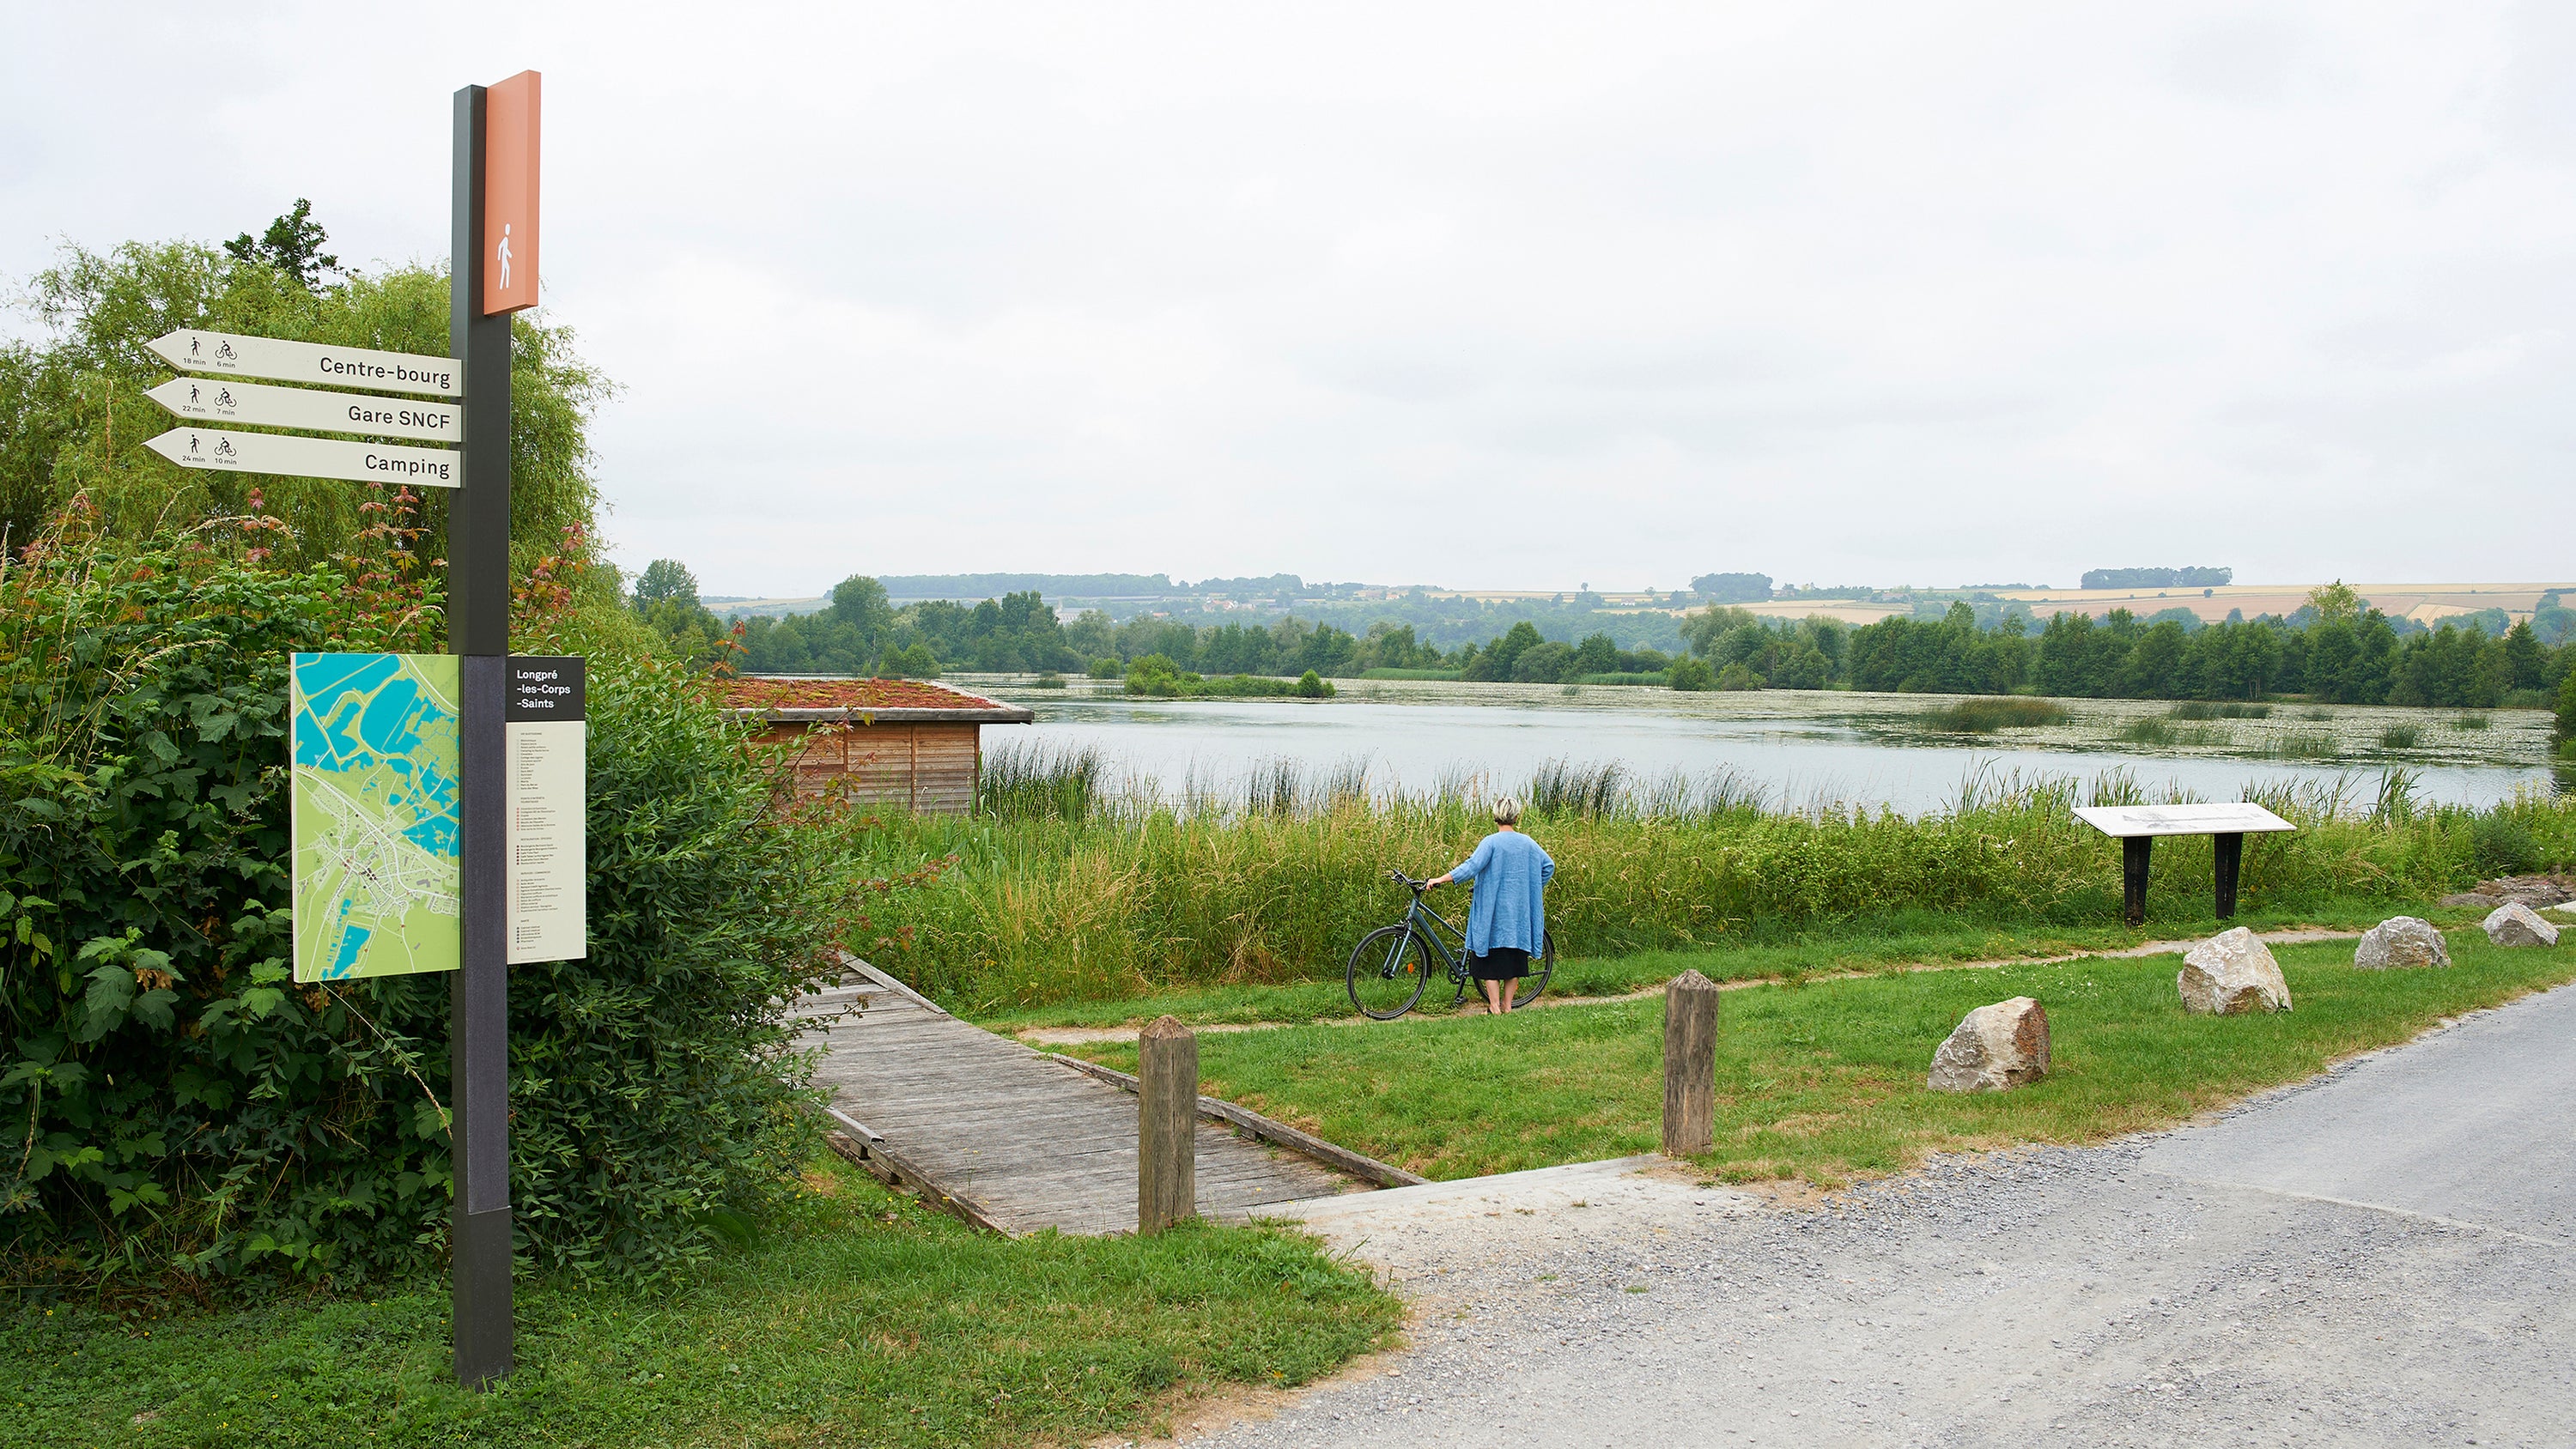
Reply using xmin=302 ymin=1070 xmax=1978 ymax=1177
xmin=449 ymin=81 xmax=515 ymax=1390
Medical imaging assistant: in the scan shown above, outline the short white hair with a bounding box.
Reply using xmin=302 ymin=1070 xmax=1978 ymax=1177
xmin=1492 ymin=795 xmax=1523 ymax=825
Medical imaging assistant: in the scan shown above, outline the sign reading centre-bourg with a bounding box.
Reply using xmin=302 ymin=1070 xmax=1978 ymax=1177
xmin=149 ymin=329 xmax=461 ymax=397
xmin=292 ymin=653 xmax=464 ymax=983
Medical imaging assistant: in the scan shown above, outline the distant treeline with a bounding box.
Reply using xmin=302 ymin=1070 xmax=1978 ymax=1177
xmin=1691 ymin=597 xmax=2570 ymax=710
xmin=2080 ymin=566 xmax=2233 ymax=591
xmin=635 ymin=562 xmax=2576 ymax=717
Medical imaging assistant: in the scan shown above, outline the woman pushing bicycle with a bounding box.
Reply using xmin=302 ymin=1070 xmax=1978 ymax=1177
xmin=1424 ymin=795 xmax=1555 ymax=1016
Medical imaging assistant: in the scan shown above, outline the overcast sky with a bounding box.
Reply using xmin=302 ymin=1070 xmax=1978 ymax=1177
xmin=8 ymin=3 xmax=2573 ymax=596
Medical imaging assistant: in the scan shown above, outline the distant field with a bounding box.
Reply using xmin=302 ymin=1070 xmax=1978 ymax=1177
xmin=1986 ymin=581 xmax=2576 ymax=627
xmin=704 ymin=580 xmax=2570 ymax=629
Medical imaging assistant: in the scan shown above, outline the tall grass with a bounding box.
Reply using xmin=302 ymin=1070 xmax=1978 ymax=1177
xmin=978 ymin=741 xmax=1111 ymax=822
xmin=2380 ymin=724 xmax=2421 ymax=749
xmin=1922 ymin=696 xmax=2069 ymax=732
xmin=858 ymin=749 xmax=2576 ymax=1012
xmin=2172 ymin=701 xmax=2272 ymax=720
xmin=2265 ymin=731 xmax=2340 ymax=761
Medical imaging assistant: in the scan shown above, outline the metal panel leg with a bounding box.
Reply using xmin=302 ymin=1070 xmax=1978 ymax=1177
xmin=2122 ymin=836 xmax=2152 ymax=928
xmin=2213 ymin=832 xmax=2244 ymax=920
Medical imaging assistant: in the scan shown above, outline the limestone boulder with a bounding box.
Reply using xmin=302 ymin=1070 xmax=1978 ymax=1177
xmin=2178 ymin=927 xmax=2291 ymax=1015
xmin=2353 ymin=917 xmax=2451 ymax=970
xmin=2482 ymin=903 xmax=2562 ymax=949
xmin=1927 ymin=997 xmax=2050 ymax=1093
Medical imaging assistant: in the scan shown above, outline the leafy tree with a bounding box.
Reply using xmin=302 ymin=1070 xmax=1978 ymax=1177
xmin=1063 ymin=609 xmax=1116 ymax=659
xmin=1512 ymin=640 xmax=1578 ymax=683
xmin=1299 ymin=622 xmax=1359 ymax=676
xmin=633 ymin=558 xmax=703 ymax=609
xmin=223 ymin=198 xmax=342 ymax=290
xmin=1465 ymin=621 xmax=1545 ymax=682
xmin=1691 ymin=572 xmax=1772 ymax=602
xmin=1668 ymin=656 xmax=1714 ymax=691
xmin=2504 ymin=619 xmax=2546 ymax=691
xmin=1572 ymin=633 xmax=1620 ymax=676
xmin=2306 ymin=579 xmax=2365 ymax=625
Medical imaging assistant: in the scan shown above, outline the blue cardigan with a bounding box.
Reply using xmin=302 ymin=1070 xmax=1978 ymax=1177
xmin=1449 ymin=829 xmax=1555 ymax=955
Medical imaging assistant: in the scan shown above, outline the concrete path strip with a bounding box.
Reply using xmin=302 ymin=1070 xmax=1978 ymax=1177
xmin=1019 ymin=927 xmax=2367 ymax=1046
xmin=1152 ymin=977 xmax=2576 ymax=1448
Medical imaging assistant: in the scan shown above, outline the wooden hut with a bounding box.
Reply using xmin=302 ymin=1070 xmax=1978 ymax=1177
xmin=720 ymin=677 xmax=1034 ymax=812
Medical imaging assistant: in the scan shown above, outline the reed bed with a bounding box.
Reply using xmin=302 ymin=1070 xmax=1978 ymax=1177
xmin=861 ymin=745 xmax=2576 ymax=1014
xmin=1921 ymin=696 xmax=2069 ymax=732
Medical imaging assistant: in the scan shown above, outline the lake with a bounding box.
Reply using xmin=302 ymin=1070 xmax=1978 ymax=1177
xmin=953 ymin=677 xmax=2566 ymax=817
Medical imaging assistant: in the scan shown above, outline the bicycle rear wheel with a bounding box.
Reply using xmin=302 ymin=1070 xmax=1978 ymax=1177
xmin=1347 ymin=925 xmax=1433 ymax=1020
xmin=1509 ymin=931 xmax=1557 ymax=1010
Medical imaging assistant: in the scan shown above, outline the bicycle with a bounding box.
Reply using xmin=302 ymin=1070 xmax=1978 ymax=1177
xmin=1345 ymin=870 xmax=1555 ymax=1020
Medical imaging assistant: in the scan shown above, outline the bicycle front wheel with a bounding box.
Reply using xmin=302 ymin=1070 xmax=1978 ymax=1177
xmin=1510 ymin=931 xmax=1558 ymax=1010
xmin=1347 ymin=925 xmax=1433 ymax=1020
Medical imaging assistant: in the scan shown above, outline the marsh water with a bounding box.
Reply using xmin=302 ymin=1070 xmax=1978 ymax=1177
xmin=956 ymin=677 xmax=2565 ymax=816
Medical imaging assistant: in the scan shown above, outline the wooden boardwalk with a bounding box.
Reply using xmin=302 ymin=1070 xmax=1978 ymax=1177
xmin=794 ymin=963 xmax=1391 ymax=1235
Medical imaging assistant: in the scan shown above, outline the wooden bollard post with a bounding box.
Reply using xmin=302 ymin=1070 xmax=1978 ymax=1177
xmin=1662 ymin=970 xmax=1721 ymax=1157
xmin=1138 ymin=1015 xmax=1198 ymax=1234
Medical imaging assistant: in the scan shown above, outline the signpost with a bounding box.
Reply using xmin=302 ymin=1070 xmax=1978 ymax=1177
xmin=145 ymin=376 xmax=463 ymax=441
xmin=447 ymin=67 xmax=544 ymax=1392
xmin=131 ymin=67 xmax=556 ymax=1393
xmin=2073 ymin=802 xmax=2297 ymax=926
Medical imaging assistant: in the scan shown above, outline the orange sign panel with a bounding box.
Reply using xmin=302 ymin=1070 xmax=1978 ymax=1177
xmin=482 ymin=70 xmax=541 ymax=316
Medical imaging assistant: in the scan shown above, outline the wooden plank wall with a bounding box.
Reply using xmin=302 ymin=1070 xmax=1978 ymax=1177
xmin=749 ymin=721 xmax=981 ymax=812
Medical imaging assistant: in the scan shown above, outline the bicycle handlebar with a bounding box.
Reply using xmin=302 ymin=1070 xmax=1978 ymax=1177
xmin=1388 ymin=869 xmax=1429 ymax=894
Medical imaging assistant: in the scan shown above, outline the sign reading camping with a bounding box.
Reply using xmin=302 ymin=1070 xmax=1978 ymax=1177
xmin=143 ymin=428 xmax=459 ymax=486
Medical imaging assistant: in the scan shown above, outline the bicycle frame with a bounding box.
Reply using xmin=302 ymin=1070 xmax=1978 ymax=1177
xmin=1395 ymin=876 xmax=1477 ymax=1002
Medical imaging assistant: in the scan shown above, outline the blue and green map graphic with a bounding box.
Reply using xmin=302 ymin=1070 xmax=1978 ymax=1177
xmin=290 ymin=652 xmax=462 ymax=982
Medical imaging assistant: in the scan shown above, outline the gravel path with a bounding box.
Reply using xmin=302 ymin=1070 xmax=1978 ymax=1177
xmin=1169 ymin=981 xmax=2576 ymax=1448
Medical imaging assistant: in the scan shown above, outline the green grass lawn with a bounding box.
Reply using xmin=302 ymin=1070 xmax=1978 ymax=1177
xmin=975 ymin=897 xmax=2470 ymax=1033
xmin=1064 ymin=930 xmax=2576 ymax=1185
xmin=3 ymin=1153 xmax=1397 ymax=1449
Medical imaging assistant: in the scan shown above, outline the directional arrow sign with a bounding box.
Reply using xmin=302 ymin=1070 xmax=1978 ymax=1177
xmin=143 ymin=427 xmax=459 ymax=488
xmin=145 ymin=377 xmax=463 ymax=442
xmin=146 ymin=330 xmax=462 ymax=398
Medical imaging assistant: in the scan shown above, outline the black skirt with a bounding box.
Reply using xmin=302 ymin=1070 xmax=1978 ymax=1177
xmin=1469 ymin=946 xmax=1530 ymax=981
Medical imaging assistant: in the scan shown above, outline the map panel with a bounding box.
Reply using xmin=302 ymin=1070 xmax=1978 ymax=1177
xmin=291 ymin=652 xmax=463 ymax=982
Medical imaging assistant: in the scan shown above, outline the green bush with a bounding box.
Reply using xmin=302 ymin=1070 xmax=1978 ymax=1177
xmin=2469 ymin=813 xmax=2539 ymax=878
xmin=1667 ymin=657 xmax=1714 ymax=692
xmin=0 ymin=517 xmax=849 ymax=1288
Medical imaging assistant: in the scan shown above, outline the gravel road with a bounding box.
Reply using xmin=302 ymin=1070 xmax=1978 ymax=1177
xmin=1176 ymin=981 xmax=2576 ymax=1448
